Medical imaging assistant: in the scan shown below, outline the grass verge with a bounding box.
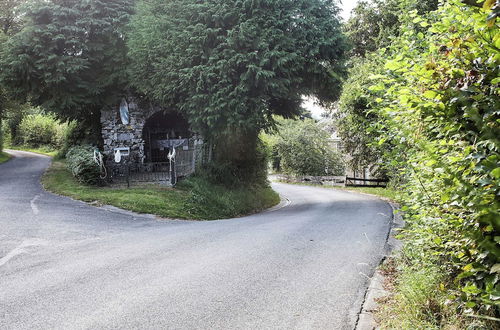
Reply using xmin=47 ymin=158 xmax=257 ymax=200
xmin=0 ymin=151 xmax=12 ymax=164
xmin=43 ymin=160 xmax=280 ymax=220
xmin=7 ymin=145 xmax=58 ymax=157
xmin=375 ymin=255 xmax=483 ymax=329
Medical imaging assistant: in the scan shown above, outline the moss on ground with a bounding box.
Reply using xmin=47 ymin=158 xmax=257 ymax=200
xmin=43 ymin=160 xmax=280 ymax=220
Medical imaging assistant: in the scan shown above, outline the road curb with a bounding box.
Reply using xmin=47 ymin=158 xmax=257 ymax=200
xmin=355 ymin=202 xmax=404 ymax=330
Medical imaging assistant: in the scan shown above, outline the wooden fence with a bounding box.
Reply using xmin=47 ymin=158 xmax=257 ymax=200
xmin=345 ymin=177 xmax=388 ymax=188
xmin=274 ymin=174 xmax=389 ymax=188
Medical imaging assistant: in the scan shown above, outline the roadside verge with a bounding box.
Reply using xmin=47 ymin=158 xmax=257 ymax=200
xmin=356 ymin=202 xmax=404 ymax=330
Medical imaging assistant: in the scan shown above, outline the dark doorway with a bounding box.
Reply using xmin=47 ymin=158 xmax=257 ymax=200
xmin=142 ymin=111 xmax=191 ymax=163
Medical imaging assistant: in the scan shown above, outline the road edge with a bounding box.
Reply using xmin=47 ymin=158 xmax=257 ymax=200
xmin=355 ymin=202 xmax=404 ymax=330
xmin=40 ymin=159 xmax=289 ymax=222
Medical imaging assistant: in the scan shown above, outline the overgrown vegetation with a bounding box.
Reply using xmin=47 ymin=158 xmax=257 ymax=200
xmin=263 ymin=118 xmax=345 ymax=176
xmin=0 ymin=0 xmax=134 ymax=144
xmin=1 ymin=108 xmax=76 ymax=156
xmin=127 ymin=0 xmax=347 ymax=183
xmin=43 ymin=160 xmax=280 ymax=220
xmin=339 ymin=0 xmax=500 ymax=326
xmin=65 ymin=145 xmax=102 ymax=185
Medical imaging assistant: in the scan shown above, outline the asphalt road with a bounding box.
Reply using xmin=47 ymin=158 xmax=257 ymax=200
xmin=0 ymin=150 xmax=393 ymax=330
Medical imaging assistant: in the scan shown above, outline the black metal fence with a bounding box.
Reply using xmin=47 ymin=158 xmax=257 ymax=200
xmin=105 ymin=143 xmax=210 ymax=187
xmin=107 ymin=162 xmax=172 ymax=186
xmin=345 ymin=177 xmax=388 ymax=188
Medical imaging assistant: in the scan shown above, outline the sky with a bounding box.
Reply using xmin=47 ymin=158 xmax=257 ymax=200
xmin=340 ymin=0 xmax=362 ymax=20
xmin=304 ymin=0 xmax=362 ymax=119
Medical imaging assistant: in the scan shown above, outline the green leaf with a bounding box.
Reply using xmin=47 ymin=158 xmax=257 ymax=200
xmin=490 ymin=168 xmax=500 ymax=179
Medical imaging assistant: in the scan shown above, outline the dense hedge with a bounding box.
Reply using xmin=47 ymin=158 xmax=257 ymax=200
xmin=264 ymin=118 xmax=345 ymax=176
xmin=369 ymin=0 xmax=499 ymax=318
xmin=66 ymin=145 xmax=102 ymax=185
xmin=11 ymin=111 xmax=76 ymax=150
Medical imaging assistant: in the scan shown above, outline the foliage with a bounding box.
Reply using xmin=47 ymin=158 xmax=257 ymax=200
xmin=0 ymin=0 xmax=27 ymax=35
xmin=18 ymin=112 xmax=58 ymax=147
xmin=202 ymin=138 xmax=270 ymax=187
xmin=334 ymin=56 xmax=390 ymax=177
xmin=66 ymin=145 xmax=102 ymax=185
xmin=344 ymin=0 xmax=400 ymax=58
xmin=344 ymin=0 xmax=439 ymax=58
xmin=128 ymin=0 xmax=347 ymax=181
xmin=43 ymin=160 xmax=280 ymax=220
xmin=57 ymin=120 xmax=82 ymax=157
xmin=368 ymin=0 xmax=499 ymax=320
xmin=377 ymin=257 xmax=468 ymax=329
xmin=0 ymin=0 xmax=134 ymax=139
xmin=266 ymin=118 xmax=345 ymax=176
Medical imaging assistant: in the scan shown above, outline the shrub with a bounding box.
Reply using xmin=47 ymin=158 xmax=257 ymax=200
xmin=0 ymin=120 xmax=3 ymax=152
xmin=367 ymin=0 xmax=500 ymax=318
xmin=57 ymin=120 xmax=79 ymax=156
xmin=18 ymin=113 xmax=59 ymax=147
xmin=266 ymin=118 xmax=345 ymax=176
xmin=66 ymin=145 xmax=102 ymax=185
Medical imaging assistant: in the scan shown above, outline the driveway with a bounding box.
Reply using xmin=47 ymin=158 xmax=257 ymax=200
xmin=0 ymin=150 xmax=393 ymax=330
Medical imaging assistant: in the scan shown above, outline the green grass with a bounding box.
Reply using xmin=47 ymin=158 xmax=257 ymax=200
xmin=7 ymin=145 xmax=58 ymax=157
xmin=375 ymin=257 xmax=476 ymax=329
xmin=42 ymin=161 xmax=280 ymax=220
xmin=0 ymin=151 xmax=12 ymax=164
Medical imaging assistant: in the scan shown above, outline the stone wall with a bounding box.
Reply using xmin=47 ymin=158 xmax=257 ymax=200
xmin=101 ymin=99 xmax=151 ymax=163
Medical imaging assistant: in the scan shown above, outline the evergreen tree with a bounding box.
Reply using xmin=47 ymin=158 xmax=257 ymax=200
xmin=0 ymin=0 xmax=135 ymax=142
xmin=128 ymin=0 xmax=347 ymax=183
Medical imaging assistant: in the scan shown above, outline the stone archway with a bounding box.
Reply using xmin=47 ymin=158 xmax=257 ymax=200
xmin=101 ymin=98 xmax=200 ymax=166
xmin=142 ymin=111 xmax=191 ymax=163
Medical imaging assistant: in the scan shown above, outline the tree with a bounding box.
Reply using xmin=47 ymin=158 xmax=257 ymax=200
xmin=266 ymin=118 xmax=345 ymax=176
xmin=334 ymin=56 xmax=389 ymax=177
xmin=344 ymin=0 xmax=439 ymax=58
xmin=0 ymin=0 xmax=27 ymax=36
xmin=128 ymin=0 xmax=347 ymax=182
xmin=336 ymin=0 xmax=440 ymax=177
xmin=0 ymin=0 xmax=134 ymax=143
xmin=367 ymin=0 xmax=499 ymax=319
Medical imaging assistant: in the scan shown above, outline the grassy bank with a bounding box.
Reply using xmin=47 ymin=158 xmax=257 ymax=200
xmin=0 ymin=152 xmax=12 ymax=164
xmin=43 ymin=161 xmax=280 ymax=220
xmin=6 ymin=145 xmax=58 ymax=157
xmin=375 ymin=255 xmax=489 ymax=329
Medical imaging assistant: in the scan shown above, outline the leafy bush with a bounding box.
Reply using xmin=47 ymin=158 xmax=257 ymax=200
xmin=57 ymin=120 xmax=80 ymax=156
xmin=18 ymin=113 xmax=58 ymax=147
xmin=266 ymin=118 xmax=345 ymax=176
xmin=366 ymin=0 xmax=499 ymax=320
xmin=204 ymin=138 xmax=270 ymax=187
xmin=7 ymin=108 xmax=79 ymax=154
xmin=0 ymin=120 xmax=3 ymax=152
xmin=66 ymin=145 xmax=102 ymax=185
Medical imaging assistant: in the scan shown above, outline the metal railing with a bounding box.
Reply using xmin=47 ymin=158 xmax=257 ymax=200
xmin=107 ymin=162 xmax=171 ymax=186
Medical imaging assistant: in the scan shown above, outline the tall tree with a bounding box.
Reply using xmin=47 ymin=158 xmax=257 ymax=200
xmin=336 ymin=0 xmax=440 ymax=174
xmin=0 ymin=0 xmax=134 ymax=142
xmin=0 ymin=0 xmax=27 ymax=35
xmin=344 ymin=0 xmax=439 ymax=58
xmin=128 ymin=0 xmax=347 ymax=182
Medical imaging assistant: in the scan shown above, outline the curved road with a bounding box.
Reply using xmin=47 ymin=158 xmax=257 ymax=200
xmin=0 ymin=150 xmax=393 ymax=330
